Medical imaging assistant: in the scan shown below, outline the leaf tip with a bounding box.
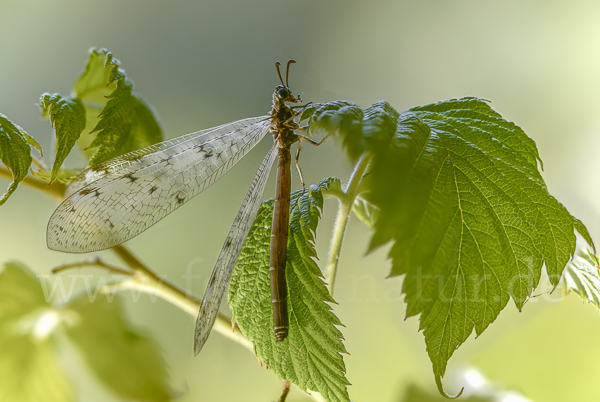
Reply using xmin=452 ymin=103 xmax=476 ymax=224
xmin=435 ymin=374 xmax=464 ymax=399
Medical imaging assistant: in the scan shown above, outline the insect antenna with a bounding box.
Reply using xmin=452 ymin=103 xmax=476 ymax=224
xmin=285 ymin=59 xmax=296 ymax=87
xmin=275 ymin=61 xmax=286 ymax=88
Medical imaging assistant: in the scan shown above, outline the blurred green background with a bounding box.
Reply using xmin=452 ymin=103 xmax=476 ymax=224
xmin=1 ymin=0 xmax=600 ymax=401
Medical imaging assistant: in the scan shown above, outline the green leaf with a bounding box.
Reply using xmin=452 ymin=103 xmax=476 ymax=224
xmin=361 ymin=97 xmax=578 ymax=390
xmin=562 ymin=246 xmax=600 ymax=309
xmin=229 ymin=177 xmax=350 ymax=402
xmin=361 ymin=101 xmax=400 ymax=150
xmin=87 ymin=87 xmax=163 ymax=166
xmin=81 ymin=50 xmax=163 ymax=165
xmin=303 ymin=101 xmax=400 ymax=161
xmin=64 ymin=294 xmax=173 ymax=402
xmin=0 ymin=262 xmax=73 ymax=402
xmin=0 ymin=262 xmax=49 ymax=326
xmin=73 ymin=48 xmax=118 ymax=104
xmin=76 ymin=105 xmax=103 ymax=160
xmin=68 ymin=48 xmax=164 ymax=165
xmin=573 ymin=216 xmax=596 ymax=253
xmin=39 ymin=93 xmax=86 ymax=182
xmin=0 ymin=114 xmax=42 ymax=206
xmin=303 ymin=101 xmax=364 ymax=160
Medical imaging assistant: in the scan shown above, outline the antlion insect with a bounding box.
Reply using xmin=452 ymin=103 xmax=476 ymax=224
xmin=46 ymin=60 xmax=326 ymax=353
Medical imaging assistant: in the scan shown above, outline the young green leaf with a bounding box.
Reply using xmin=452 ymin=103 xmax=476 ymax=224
xmin=77 ymin=105 xmax=104 ymax=160
xmin=229 ymin=178 xmax=350 ymax=402
xmin=364 ymin=97 xmax=578 ymax=392
xmin=302 ymin=101 xmax=364 ymax=160
xmin=573 ymin=216 xmax=596 ymax=253
xmin=71 ymin=48 xmax=163 ymax=166
xmin=0 ymin=114 xmax=42 ymax=205
xmin=73 ymin=48 xmax=118 ymax=104
xmin=39 ymin=93 xmax=86 ymax=182
xmin=562 ymin=246 xmax=600 ymax=309
xmin=0 ymin=262 xmax=73 ymax=402
xmin=64 ymin=293 xmax=174 ymax=402
xmin=87 ymin=90 xmax=163 ymax=165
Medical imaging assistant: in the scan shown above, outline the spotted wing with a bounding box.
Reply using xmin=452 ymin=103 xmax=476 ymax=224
xmin=194 ymin=143 xmax=278 ymax=354
xmin=47 ymin=116 xmax=271 ymax=253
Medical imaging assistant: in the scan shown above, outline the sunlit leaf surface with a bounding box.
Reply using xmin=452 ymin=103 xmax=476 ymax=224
xmin=0 ymin=114 xmax=42 ymax=205
xmin=305 ymin=97 xmax=586 ymax=393
xmin=230 ymin=178 xmax=350 ymax=402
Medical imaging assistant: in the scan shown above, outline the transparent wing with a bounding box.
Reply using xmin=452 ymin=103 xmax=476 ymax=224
xmin=194 ymin=143 xmax=278 ymax=354
xmin=47 ymin=116 xmax=271 ymax=253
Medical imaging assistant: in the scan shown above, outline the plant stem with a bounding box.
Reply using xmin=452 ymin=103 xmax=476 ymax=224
xmin=49 ymin=246 xmax=253 ymax=349
xmin=110 ymin=245 xmax=253 ymax=350
xmin=111 ymin=245 xmax=200 ymax=316
xmin=325 ymin=153 xmax=371 ymax=295
xmin=52 ymin=257 xmax=132 ymax=276
xmin=0 ymin=166 xmax=67 ymax=201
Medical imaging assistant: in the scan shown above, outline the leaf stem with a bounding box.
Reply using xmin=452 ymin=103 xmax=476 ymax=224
xmin=325 ymin=153 xmax=371 ymax=295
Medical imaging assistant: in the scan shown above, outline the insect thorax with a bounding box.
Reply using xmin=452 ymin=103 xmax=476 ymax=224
xmin=269 ymin=91 xmax=299 ymax=147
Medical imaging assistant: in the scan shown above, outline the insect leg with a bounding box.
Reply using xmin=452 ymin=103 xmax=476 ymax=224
xmin=290 ymin=101 xmax=314 ymax=109
xmin=295 ymin=139 xmax=306 ymax=192
xmin=295 ymin=129 xmax=334 ymax=147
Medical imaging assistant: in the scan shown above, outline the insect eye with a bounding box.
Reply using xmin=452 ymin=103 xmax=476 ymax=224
xmin=277 ymin=88 xmax=290 ymax=99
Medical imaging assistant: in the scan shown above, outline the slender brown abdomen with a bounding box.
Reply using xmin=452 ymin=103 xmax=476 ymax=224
xmin=270 ymin=143 xmax=292 ymax=342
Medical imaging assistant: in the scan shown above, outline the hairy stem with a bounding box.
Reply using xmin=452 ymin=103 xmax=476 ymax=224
xmin=325 ymin=153 xmax=371 ymax=295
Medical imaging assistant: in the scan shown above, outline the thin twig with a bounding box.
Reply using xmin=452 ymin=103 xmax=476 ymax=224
xmin=112 ymin=245 xmax=165 ymax=281
xmin=51 ymin=257 xmax=132 ymax=276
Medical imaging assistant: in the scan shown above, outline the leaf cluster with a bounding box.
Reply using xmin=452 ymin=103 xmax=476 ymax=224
xmin=0 ymin=115 xmax=42 ymax=205
xmin=0 ymin=48 xmax=163 ymax=204
xmin=302 ymin=97 xmax=596 ymax=395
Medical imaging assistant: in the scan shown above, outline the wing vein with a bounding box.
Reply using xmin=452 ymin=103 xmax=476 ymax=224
xmin=47 ymin=117 xmax=271 ymax=252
